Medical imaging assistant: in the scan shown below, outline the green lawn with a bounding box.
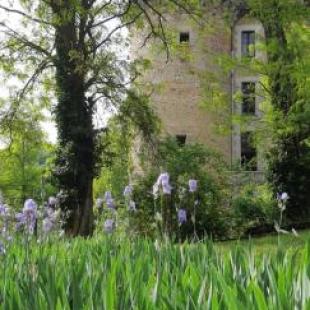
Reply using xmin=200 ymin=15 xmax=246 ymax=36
xmin=216 ymin=229 xmax=310 ymax=254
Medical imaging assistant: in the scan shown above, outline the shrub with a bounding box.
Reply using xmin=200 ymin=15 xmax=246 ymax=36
xmin=232 ymin=183 xmax=277 ymax=235
xmin=131 ymin=137 xmax=231 ymax=239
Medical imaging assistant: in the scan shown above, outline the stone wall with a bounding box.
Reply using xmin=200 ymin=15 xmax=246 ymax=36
xmin=130 ymin=8 xmax=266 ymax=173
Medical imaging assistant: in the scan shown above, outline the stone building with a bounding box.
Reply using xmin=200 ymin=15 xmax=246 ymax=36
xmin=131 ymin=4 xmax=266 ymax=180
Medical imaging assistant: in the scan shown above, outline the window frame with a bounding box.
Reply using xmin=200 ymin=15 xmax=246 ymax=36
xmin=240 ymin=132 xmax=257 ymax=171
xmin=179 ymin=32 xmax=190 ymax=44
xmin=241 ymin=30 xmax=256 ymax=58
xmin=176 ymin=134 xmax=187 ymax=146
xmin=241 ymin=82 xmax=256 ymax=115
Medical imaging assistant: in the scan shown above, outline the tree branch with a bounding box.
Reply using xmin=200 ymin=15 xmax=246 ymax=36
xmin=0 ymin=22 xmax=53 ymax=58
xmin=94 ymin=12 xmax=142 ymax=51
xmin=0 ymin=4 xmax=53 ymax=26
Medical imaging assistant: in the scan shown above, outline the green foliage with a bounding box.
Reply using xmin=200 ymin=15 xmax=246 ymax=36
xmin=0 ymin=111 xmax=55 ymax=207
xmin=0 ymin=235 xmax=309 ymax=308
xmin=134 ymin=137 xmax=231 ymax=239
xmin=94 ymin=121 xmax=131 ymax=199
xmin=248 ymin=0 xmax=310 ymax=220
xmin=198 ymin=0 xmax=310 ymax=222
xmin=232 ymin=184 xmax=277 ymax=235
xmin=94 ymin=89 xmax=160 ymax=198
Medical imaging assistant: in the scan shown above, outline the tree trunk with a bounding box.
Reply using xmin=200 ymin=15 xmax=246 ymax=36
xmin=53 ymin=11 xmax=95 ymax=236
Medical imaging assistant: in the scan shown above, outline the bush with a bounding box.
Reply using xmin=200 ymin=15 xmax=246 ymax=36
xmin=232 ymin=183 xmax=277 ymax=236
xmin=131 ymin=137 xmax=231 ymax=239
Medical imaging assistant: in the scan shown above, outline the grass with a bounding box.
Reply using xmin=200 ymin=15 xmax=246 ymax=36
xmin=0 ymin=231 xmax=309 ymax=309
xmin=217 ymin=229 xmax=310 ymax=254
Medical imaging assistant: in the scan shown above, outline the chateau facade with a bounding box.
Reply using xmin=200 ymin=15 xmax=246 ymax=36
xmin=131 ymin=6 xmax=266 ymax=179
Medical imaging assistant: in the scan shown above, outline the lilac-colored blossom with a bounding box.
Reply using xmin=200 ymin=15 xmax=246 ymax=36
xmin=281 ymin=192 xmax=289 ymax=201
xmin=15 ymin=199 xmax=37 ymax=234
xmin=277 ymin=192 xmax=289 ymax=211
xmin=106 ymin=198 xmax=115 ymax=210
xmin=42 ymin=206 xmax=58 ymax=234
xmin=104 ymin=219 xmax=114 ymax=233
xmin=153 ymin=172 xmax=172 ymax=196
xmin=0 ymin=204 xmax=9 ymax=218
xmin=48 ymin=196 xmax=57 ymax=207
xmin=23 ymin=199 xmax=37 ymax=213
xmin=0 ymin=241 xmax=5 ymax=255
xmin=0 ymin=204 xmax=6 ymax=215
xmin=277 ymin=192 xmax=289 ymax=202
xmin=158 ymin=172 xmax=169 ymax=186
xmin=104 ymin=191 xmax=112 ymax=201
xmin=178 ymin=209 xmax=187 ymax=224
xmin=162 ymin=183 xmax=172 ymax=195
xmin=123 ymin=185 xmax=133 ymax=197
xmin=188 ymin=179 xmax=198 ymax=192
xmin=42 ymin=218 xmax=54 ymax=233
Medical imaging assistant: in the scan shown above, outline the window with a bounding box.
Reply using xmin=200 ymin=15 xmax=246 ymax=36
xmin=180 ymin=32 xmax=190 ymax=43
xmin=176 ymin=135 xmax=187 ymax=146
xmin=241 ymin=82 xmax=256 ymax=114
xmin=241 ymin=132 xmax=257 ymax=171
xmin=241 ymin=31 xmax=255 ymax=57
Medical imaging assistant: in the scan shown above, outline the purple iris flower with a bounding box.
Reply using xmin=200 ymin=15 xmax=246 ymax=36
xmin=23 ymin=199 xmax=37 ymax=213
xmin=104 ymin=219 xmax=114 ymax=233
xmin=123 ymin=185 xmax=133 ymax=197
xmin=48 ymin=196 xmax=57 ymax=207
xmin=278 ymin=192 xmax=289 ymax=202
xmin=106 ymin=198 xmax=115 ymax=210
xmin=0 ymin=204 xmax=9 ymax=218
xmin=42 ymin=218 xmax=54 ymax=233
xmin=42 ymin=205 xmax=58 ymax=234
xmin=104 ymin=191 xmax=112 ymax=201
xmin=162 ymin=183 xmax=172 ymax=195
xmin=0 ymin=241 xmax=5 ymax=255
xmin=153 ymin=172 xmax=172 ymax=196
xmin=188 ymin=179 xmax=198 ymax=192
xmin=0 ymin=204 xmax=6 ymax=215
xmin=178 ymin=209 xmax=187 ymax=224
xmin=158 ymin=172 xmax=169 ymax=186
xmin=15 ymin=199 xmax=37 ymax=234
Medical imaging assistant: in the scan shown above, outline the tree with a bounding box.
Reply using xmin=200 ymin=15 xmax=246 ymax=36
xmin=247 ymin=0 xmax=310 ymax=220
xmin=0 ymin=106 xmax=55 ymax=207
xmin=0 ymin=0 xmax=202 ymax=235
xmin=201 ymin=0 xmax=310 ymax=220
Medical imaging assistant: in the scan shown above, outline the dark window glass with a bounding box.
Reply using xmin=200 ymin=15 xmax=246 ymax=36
xmin=176 ymin=135 xmax=187 ymax=146
xmin=241 ymin=31 xmax=255 ymax=57
xmin=180 ymin=32 xmax=190 ymax=43
xmin=241 ymin=132 xmax=257 ymax=171
xmin=241 ymin=82 xmax=256 ymax=114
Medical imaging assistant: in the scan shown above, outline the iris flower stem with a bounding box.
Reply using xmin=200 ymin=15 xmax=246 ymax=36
xmin=192 ymin=194 xmax=198 ymax=240
xmin=3 ymin=245 xmax=7 ymax=307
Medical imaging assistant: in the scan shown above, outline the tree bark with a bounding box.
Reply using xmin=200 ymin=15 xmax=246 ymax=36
xmin=53 ymin=9 xmax=95 ymax=236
